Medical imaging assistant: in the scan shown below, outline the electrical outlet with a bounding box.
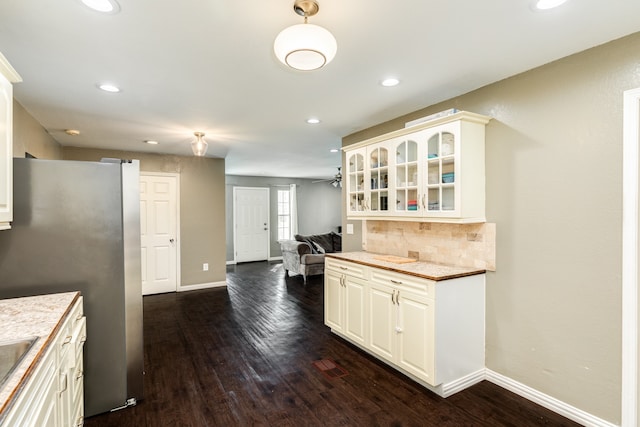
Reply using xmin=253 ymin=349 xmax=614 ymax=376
xmin=203 ymin=263 xmax=209 ymax=271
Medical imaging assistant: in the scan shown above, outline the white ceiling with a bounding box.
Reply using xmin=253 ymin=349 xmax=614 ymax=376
xmin=1 ymin=0 xmax=639 ymax=180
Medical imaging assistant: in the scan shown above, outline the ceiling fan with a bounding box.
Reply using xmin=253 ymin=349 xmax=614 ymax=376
xmin=313 ymin=167 xmax=342 ymax=188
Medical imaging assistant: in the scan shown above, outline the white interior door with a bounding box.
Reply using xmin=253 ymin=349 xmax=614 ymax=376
xmin=234 ymin=187 xmax=269 ymax=263
xmin=140 ymin=174 xmax=178 ymax=295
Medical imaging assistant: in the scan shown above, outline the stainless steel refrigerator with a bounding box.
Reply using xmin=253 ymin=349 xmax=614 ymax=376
xmin=0 ymin=157 xmax=144 ymax=417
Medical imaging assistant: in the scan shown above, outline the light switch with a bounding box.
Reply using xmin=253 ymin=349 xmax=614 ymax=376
xmin=203 ymin=263 xmax=209 ymax=271
xmin=346 ymin=223 xmax=354 ymax=234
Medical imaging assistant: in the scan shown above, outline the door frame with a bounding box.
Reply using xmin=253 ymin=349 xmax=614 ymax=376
xmin=622 ymin=87 xmax=640 ymax=427
xmin=232 ymin=186 xmax=270 ymax=263
xmin=140 ymin=172 xmax=181 ymax=292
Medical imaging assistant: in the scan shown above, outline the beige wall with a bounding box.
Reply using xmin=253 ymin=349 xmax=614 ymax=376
xmin=12 ymin=101 xmax=62 ymax=159
xmin=343 ymin=32 xmax=640 ymax=424
xmin=63 ymin=147 xmax=226 ymax=288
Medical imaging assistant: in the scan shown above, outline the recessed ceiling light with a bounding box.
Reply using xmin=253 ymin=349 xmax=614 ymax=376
xmin=532 ymin=0 xmax=568 ymax=10
xmin=306 ymin=118 xmax=321 ymax=124
xmin=381 ymin=78 xmax=400 ymax=87
xmin=81 ymin=0 xmax=120 ymax=13
xmin=144 ymin=140 xmax=159 ymax=145
xmin=330 ymin=148 xmax=339 ymax=153
xmin=98 ymin=83 xmax=121 ymax=93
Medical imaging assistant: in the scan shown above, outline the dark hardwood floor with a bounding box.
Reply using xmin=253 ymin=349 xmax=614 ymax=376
xmin=85 ymin=261 xmax=581 ymax=427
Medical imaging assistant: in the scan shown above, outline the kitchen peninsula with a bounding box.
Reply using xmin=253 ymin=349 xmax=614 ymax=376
xmin=0 ymin=292 xmax=85 ymax=427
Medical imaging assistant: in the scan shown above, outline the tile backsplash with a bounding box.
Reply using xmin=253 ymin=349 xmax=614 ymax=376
xmin=363 ymin=221 xmax=496 ymax=271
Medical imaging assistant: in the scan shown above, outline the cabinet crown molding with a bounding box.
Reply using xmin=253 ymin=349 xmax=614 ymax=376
xmin=343 ymin=111 xmax=491 ymax=152
xmin=0 ymin=52 xmax=22 ymax=83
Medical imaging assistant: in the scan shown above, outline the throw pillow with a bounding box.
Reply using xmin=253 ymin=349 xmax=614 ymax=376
xmin=312 ymin=242 xmax=325 ymax=254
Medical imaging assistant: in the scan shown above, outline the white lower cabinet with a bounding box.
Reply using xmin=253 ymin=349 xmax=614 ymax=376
xmin=325 ymin=257 xmax=484 ymax=397
xmin=324 ymin=259 xmax=367 ymax=347
xmin=1 ymin=296 xmax=86 ymax=427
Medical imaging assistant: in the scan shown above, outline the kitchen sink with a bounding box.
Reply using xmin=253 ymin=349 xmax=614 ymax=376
xmin=0 ymin=337 xmax=38 ymax=390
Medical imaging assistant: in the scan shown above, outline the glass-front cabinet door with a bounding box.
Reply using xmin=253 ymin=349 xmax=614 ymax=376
xmin=393 ymin=137 xmax=419 ymax=215
xmin=368 ymin=145 xmax=389 ymax=214
xmin=425 ymin=128 xmax=457 ymax=215
xmin=346 ymin=149 xmax=366 ymax=216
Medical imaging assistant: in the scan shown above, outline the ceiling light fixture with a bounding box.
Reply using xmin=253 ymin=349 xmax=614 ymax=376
xmin=381 ymin=78 xmax=400 ymax=87
xmin=81 ymin=0 xmax=120 ymax=13
xmin=191 ymin=132 xmax=208 ymax=157
xmin=273 ymin=0 xmax=337 ymax=71
xmin=533 ymin=0 xmax=568 ymax=10
xmin=65 ymin=129 xmax=80 ymax=136
xmin=144 ymin=140 xmax=159 ymax=145
xmin=306 ymin=118 xmax=321 ymax=124
xmin=98 ymin=83 xmax=120 ymax=93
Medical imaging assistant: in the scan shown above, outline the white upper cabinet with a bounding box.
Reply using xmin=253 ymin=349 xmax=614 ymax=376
xmin=343 ymin=111 xmax=491 ymax=223
xmin=0 ymin=52 xmax=22 ymax=230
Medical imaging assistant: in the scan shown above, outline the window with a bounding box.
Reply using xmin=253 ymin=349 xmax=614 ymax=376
xmin=277 ymin=190 xmax=291 ymax=240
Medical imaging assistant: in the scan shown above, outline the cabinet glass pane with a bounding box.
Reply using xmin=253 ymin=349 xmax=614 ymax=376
xmin=350 ymin=193 xmax=365 ymax=211
xmin=349 ymin=153 xmax=364 ymax=173
xmin=407 ymin=140 xmax=417 ymax=162
xmin=396 ymin=142 xmax=406 ymax=164
xmin=427 ymin=161 xmax=439 ymax=185
xmin=371 ymin=148 xmax=388 ymax=168
xmin=379 ymin=170 xmax=389 ymax=189
xmin=442 ymin=158 xmax=454 ymax=184
xmin=427 ymin=134 xmax=439 ymax=159
xmin=427 ymin=188 xmax=440 ymax=211
xmin=442 ymin=132 xmax=455 ymax=157
xmin=396 ymin=165 xmax=405 ymax=187
xmin=396 ymin=140 xmax=417 ymax=164
xmin=442 ymin=187 xmax=455 ymax=210
xmin=396 ymin=189 xmax=418 ymax=211
xmin=371 ymin=168 xmax=389 ymax=189
xmin=370 ymin=190 xmax=389 ymax=212
xmin=407 ymin=164 xmax=418 ymax=187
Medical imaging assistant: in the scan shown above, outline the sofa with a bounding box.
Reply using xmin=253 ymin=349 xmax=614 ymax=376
xmin=279 ymin=232 xmax=342 ymax=283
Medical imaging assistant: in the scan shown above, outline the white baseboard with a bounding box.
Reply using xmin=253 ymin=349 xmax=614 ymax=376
xmin=485 ymin=369 xmax=617 ymax=427
xmin=440 ymin=369 xmax=485 ymax=397
xmin=177 ymin=281 xmax=227 ymax=292
xmin=226 ymin=257 xmax=283 ymax=265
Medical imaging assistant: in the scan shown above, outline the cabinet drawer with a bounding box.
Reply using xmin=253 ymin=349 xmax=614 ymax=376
xmin=325 ymin=258 xmax=366 ymax=279
xmin=370 ymin=268 xmax=435 ymax=298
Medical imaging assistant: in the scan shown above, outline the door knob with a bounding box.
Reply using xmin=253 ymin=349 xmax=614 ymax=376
xmin=169 ymin=238 xmax=175 ymax=243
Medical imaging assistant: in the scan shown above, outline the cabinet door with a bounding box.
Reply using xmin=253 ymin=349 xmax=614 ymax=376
xmin=367 ymin=281 xmax=395 ymax=363
xmin=343 ymin=276 xmax=367 ymax=346
xmin=367 ymin=145 xmax=390 ymax=215
xmin=324 ymin=269 xmax=344 ymax=332
xmin=391 ymin=136 xmax=421 ymax=216
xmin=346 ymin=149 xmax=367 ymax=216
xmin=0 ymin=72 xmax=13 ymax=230
xmin=424 ymin=122 xmax=460 ymax=218
xmin=396 ymin=289 xmax=435 ymax=385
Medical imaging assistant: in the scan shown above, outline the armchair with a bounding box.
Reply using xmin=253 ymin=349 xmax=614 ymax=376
xmin=279 ymin=232 xmax=341 ymax=283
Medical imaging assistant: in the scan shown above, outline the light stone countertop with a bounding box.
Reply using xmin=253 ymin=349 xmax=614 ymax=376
xmin=0 ymin=291 xmax=80 ymax=416
xmin=326 ymin=252 xmax=485 ymax=281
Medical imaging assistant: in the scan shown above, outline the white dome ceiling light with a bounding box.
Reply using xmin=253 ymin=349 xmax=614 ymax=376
xmin=274 ymin=0 xmax=337 ymax=71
